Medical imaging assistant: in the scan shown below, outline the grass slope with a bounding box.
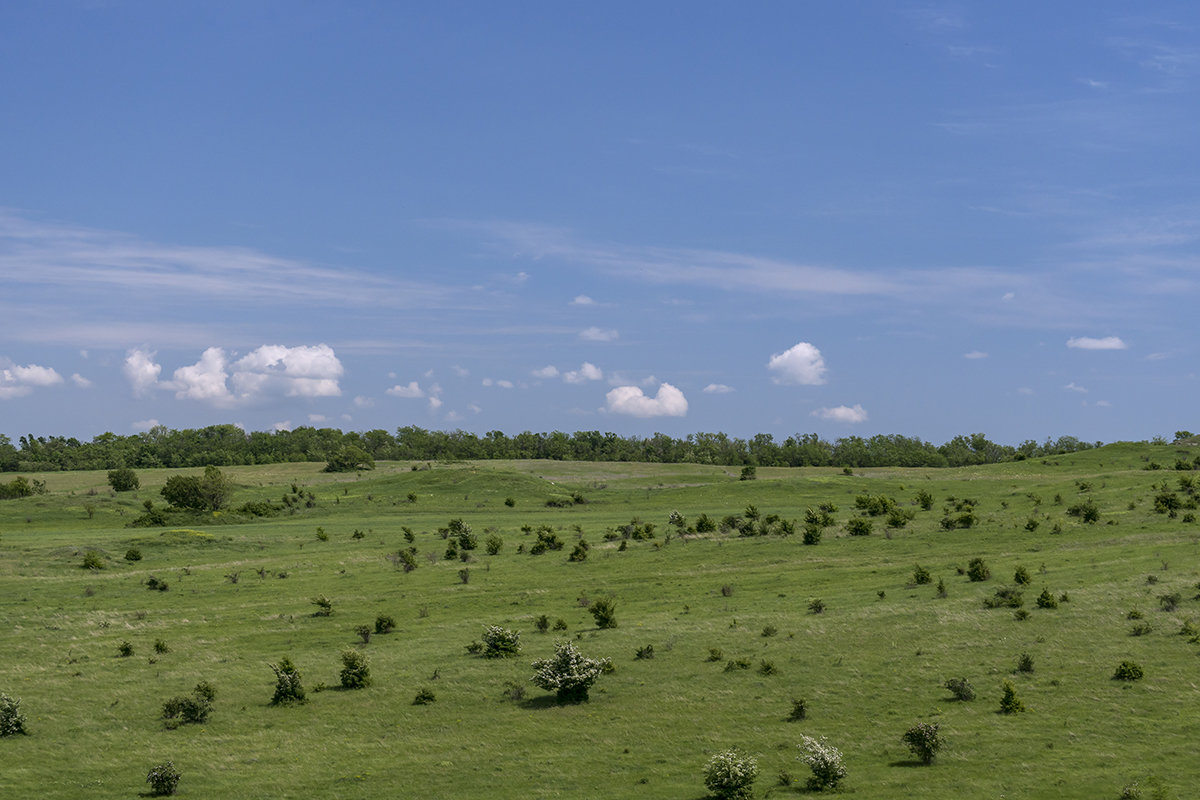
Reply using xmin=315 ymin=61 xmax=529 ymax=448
xmin=1 ymin=444 xmax=1199 ymax=798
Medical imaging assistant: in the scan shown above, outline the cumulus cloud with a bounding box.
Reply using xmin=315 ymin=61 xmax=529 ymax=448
xmin=482 ymin=378 xmax=513 ymax=388
xmin=131 ymin=418 xmax=159 ymax=432
xmin=171 ymin=347 xmax=233 ymax=403
xmin=811 ymin=404 xmax=868 ymax=424
xmin=1067 ymin=336 xmax=1127 ymax=350
xmin=229 ymin=344 xmax=343 ymax=399
xmin=703 ymin=383 xmax=735 ymax=394
xmin=1064 ymin=382 xmax=1088 ymax=393
xmin=0 ymin=362 xmax=64 ymax=399
xmin=123 ymin=348 xmax=162 ymax=397
xmin=964 ymin=351 xmax=988 ymax=359
xmin=308 ymin=414 xmax=327 ymax=424
xmin=532 ymin=365 xmax=559 ymax=379
xmin=605 ymin=383 xmax=688 ymax=418
xmin=571 ymin=295 xmax=595 ymax=306
xmin=353 ymin=395 xmax=375 ymax=408
xmin=387 ymin=381 xmax=425 ymax=398
xmin=564 ymin=362 xmax=604 ymax=384
xmin=71 ymin=373 xmax=92 ymax=388
xmin=580 ymin=326 xmax=618 ymax=342
xmin=273 ymin=420 xmax=292 ymax=432
xmin=767 ymin=342 xmax=827 ymax=385
xmin=428 ymin=396 xmax=443 ymax=410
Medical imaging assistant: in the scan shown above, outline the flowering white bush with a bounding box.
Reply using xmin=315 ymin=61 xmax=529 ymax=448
xmin=703 ymin=749 xmax=758 ymax=799
xmin=798 ymin=735 xmax=846 ymax=790
xmin=481 ymin=625 xmax=521 ymax=658
xmin=530 ymin=640 xmax=610 ymax=703
xmin=0 ymin=693 xmax=28 ymax=736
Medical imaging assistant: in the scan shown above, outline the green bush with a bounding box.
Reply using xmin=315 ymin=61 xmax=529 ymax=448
xmin=634 ymin=644 xmax=654 ymax=660
xmin=703 ymin=748 xmax=759 ymax=800
xmin=1036 ymin=588 xmax=1059 ymax=609
xmin=999 ymin=680 xmax=1025 ymax=714
xmin=530 ymin=640 xmax=611 ymax=703
xmin=0 ymin=693 xmax=28 ymax=736
xmin=967 ymin=557 xmax=990 ymax=582
xmin=412 ymin=687 xmax=436 ymax=705
xmin=1013 ymin=566 xmax=1031 ymax=585
xmin=484 ymin=534 xmax=503 ymax=555
xmin=339 ymin=649 xmax=371 ymax=689
xmin=589 ymin=597 xmax=617 ymax=629
xmin=845 ymin=517 xmax=873 ymax=537
xmin=81 ymin=550 xmax=105 ymax=570
xmin=1114 ymin=660 xmax=1144 ymax=681
xmin=145 ymin=761 xmax=181 ymax=796
xmin=943 ymin=676 xmax=975 ymax=701
xmin=162 ymin=682 xmax=214 ymax=726
xmin=118 ymin=641 xmax=134 ymax=658
xmin=787 ymin=697 xmax=807 ymax=721
xmin=107 ymin=467 xmax=140 ymax=492
xmin=1016 ymin=652 xmax=1034 ymax=673
xmin=374 ymin=614 xmax=396 ymax=634
xmin=269 ymin=657 xmax=306 ymax=705
xmin=311 ymin=595 xmax=333 ymax=616
xmin=798 ymin=735 xmax=846 ymax=790
xmin=481 ymin=625 xmax=522 ymax=658
xmin=124 ymin=548 xmax=143 ymax=562
xmin=902 ymin=721 xmax=943 ymax=764
xmin=911 ymin=564 xmax=932 ymax=585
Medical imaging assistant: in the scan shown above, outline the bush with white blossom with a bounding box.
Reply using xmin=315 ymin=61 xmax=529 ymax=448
xmin=702 ymin=748 xmax=758 ymax=799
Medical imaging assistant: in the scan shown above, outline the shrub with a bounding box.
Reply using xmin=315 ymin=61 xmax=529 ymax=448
xmin=412 ymin=688 xmax=436 ymax=705
xmin=568 ymin=540 xmax=589 ymax=563
xmin=530 ymin=640 xmax=611 ymax=703
xmin=145 ymin=575 xmax=169 ymax=591
xmin=798 ymin=735 xmax=846 ymax=791
xmin=999 ymin=680 xmax=1024 ymax=714
xmin=936 ymin=578 xmax=948 ymax=598
xmin=801 ymin=525 xmax=822 ymax=545
xmin=886 ymin=507 xmax=915 ymax=529
xmin=1066 ymin=499 xmax=1100 ymax=523
xmin=118 ymin=641 xmax=134 ymax=658
xmin=154 ymin=639 xmax=169 ymax=654
xmin=739 ymin=465 xmax=757 ymax=481
xmin=911 ymin=564 xmax=932 ymax=585
xmin=106 ymin=467 xmax=140 ymax=492
xmin=787 ymin=697 xmax=808 ymax=721
xmin=339 ymin=649 xmax=371 ymax=689
xmin=706 ymin=648 xmax=724 ymax=662
xmin=311 ymin=595 xmax=333 ymax=617
xmin=1130 ymin=622 xmax=1153 ymax=637
xmin=481 ymin=625 xmax=522 ymax=658
xmin=761 ymin=624 xmax=778 ymax=638
xmin=967 ymin=557 xmax=990 ymax=582
xmin=703 ymin=748 xmax=759 ymax=800
xmin=589 ymin=597 xmax=617 ymax=629
xmin=124 ymin=548 xmax=143 ymax=562
xmin=983 ymin=587 xmax=1024 ymax=609
xmin=695 ymin=513 xmax=717 ymax=533
xmin=635 ymin=644 xmax=654 ymax=660
xmin=145 ymin=761 xmax=181 ymax=796
xmin=484 ymin=534 xmax=503 ymax=555
xmin=534 ymin=614 xmax=550 ymax=634
xmin=846 ymin=517 xmax=873 ymax=537
xmin=902 ymin=721 xmax=943 ymax=765
xmin=162 ymin=682 xmax=214 ymax=726
xmin=1036 ymin=588 xmax=1059 ymax=609
xmin=269 ymin=657 xmax=306 ymax=705
xmin=1016 ymin=652 xmax=1034 ymax=673
xmin=81 ymin=550 xmax=105 ymax=570
xmin=808 ymin=598 xmax=826 ymax=614
xmin=1013 ymin=566 xmax=1031 ymax=585
xmin=0 ymin=693 xmax=28 ymax=736
xmin=944 ymin=677 xmax=975 ymax=701
xmin=915 ymin=489 xmax=934 ymax=510
xmin=355 ymin=625 xmax=372 ymax=644
xmin=1113 ymin=660 xmax=1144 ymax=681
xmin=374 ymin=614 xmax=396 ymax=634
xmin=758 ymin=659 xmax=777 ymax=676
xmin=1159 ymin=592 xmax=1182 ymax=612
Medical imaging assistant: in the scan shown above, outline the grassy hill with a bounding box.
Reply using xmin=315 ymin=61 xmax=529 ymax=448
xmin=2 ymin=443 xmax=1199 ymax=798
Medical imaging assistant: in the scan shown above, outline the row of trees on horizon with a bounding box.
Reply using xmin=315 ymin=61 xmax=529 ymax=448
xmin=0 ymin=425 xmax=1164 ymax=474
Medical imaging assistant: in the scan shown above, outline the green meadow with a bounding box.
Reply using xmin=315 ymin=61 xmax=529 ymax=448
xmin=2 ymin=443 xmax=1199 ymax=798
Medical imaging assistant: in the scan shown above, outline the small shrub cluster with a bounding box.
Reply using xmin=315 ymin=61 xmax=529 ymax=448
xmin=1113 ymin=660 xmax=1144 ymax=681
xmin=530 ymin=640 xmax=610 ymax=703
xmin=339 ymin=649 xmax=371 ymax=689
xmin=944 ymin=676 xmax=975 ymax=701
xmin=589 ymin=597 xmax=617 ymax=629
xmin=798 ymin=735 xmax=846 ymax=790
xmin=967 ymin=557 xmax=990 ymax=582
xmin=999 ymin=680 xmax=1025 ymax=714
xmin=902 ymin=721 xmax=943 ymax=764
xmin=0 ymin=693 xmax=28 ymax=736
xmin=145 ymin=761 xmax=181 ymax=796
xmin=162 ymin=681 xmax=215 ymax=727
xmin=480 ymin=625 xmax=522 ymax=658
xmin=269 ymin=657 xmax=306 ymax=705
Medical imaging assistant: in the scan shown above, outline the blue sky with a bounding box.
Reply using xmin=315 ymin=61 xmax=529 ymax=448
xmin=1 ymin=2 xmax=1197 ymax=445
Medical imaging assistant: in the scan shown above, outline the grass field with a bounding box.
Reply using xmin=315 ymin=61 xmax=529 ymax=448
xmin=2 ymin=443 xmax=1199 ymax=798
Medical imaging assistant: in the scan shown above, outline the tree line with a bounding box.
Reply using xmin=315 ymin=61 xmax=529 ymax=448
xmin=0 ymin=425 xmax=1114 ymax=473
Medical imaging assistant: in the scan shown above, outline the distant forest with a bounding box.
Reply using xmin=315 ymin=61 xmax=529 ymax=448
xmin=0 ymin=425 xmax=1118 ymax=473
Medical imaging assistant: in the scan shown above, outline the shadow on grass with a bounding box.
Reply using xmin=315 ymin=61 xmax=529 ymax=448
xmin=518 ymin=694 xmax=576 ymax=710
xmin=888 ymin=758 xmax=930 ymax=768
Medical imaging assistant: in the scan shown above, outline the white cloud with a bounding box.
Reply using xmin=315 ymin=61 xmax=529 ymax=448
xmin=131 ymin=418 xmax=159 ymax=432
xmin=1096 ymin=399 xmax=1112 ymax=407
xmin=532 ymin=365 xmax=559 ymax=379
xmin=767 ymin=342 xmax=827 ymax=385
xmin=171 ymin=347 xmax=233 ymax=403
xmin=230 ymin=344 xmax=343 ymax=399
xmin=468 ymin=403 xmax=482 ymax=414
xmin=1064 ymin=382 xmax=1088 ymax=393
xmin=964 ymin=351 xmax=988 ymax=359
xmin=571 ymin=295 xmax=595 ymax=305
xmin=703 ymin=383 xmax=735 ymax=394
xmin=605 ymin=383 xmax=688 ymax=418
xmin=812 ymin=404 xmax=868 ymax=424
xmin=0 ymin=362 xmax=64 ymax=399
xmin=1147 ymin=352 xmax=1168 ymax=361
xmin=1067 ymin=336 xmax=1127 ymax=350
xmin=452 ymin=365 xmax=470 ymax=377
xmin=71 ymin=373 xmax=92 ymax=388
xmin=308 ymin=414 xmax=327 ymax=424
xmin=428 ymin=396 xmax=443 ymax=410
xmin=444 ymin=410 xmax=462 ymax=421
xmin=564 ymin=362 xmax=603 ymax=384
xmin=273 ymin=420 xmax=292 ymax=432
xmin=123 ymin=348 xmax=162 ymax=397
xmin=1002 ymin=292 xmax=1015 ymax=301
xmin=353 ymin=395 xmax=375 ymax=408
xmin=387 ymin=381 xmax=425 ymax=398
xmin=497 ymin=379 xmax=514 ymax=389
xmin=580 ymin=326 xmax=618 ymax=342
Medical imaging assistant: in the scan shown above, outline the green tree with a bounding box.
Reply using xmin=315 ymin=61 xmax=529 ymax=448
xmin=323 ymin=445 xmax=375 ymax=473
xmin=107 ymin=467 xmax=139 ymax=492
xmin=160 ymin=465 xmax=232 ymax=511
